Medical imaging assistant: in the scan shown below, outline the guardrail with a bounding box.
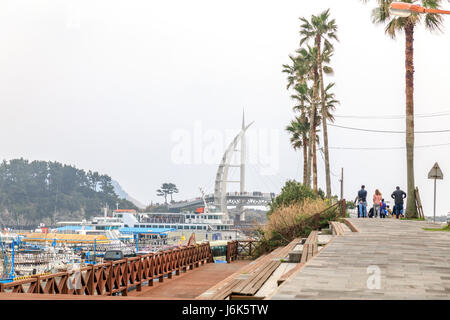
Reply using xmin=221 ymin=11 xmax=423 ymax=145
xmin=312 ymin=199 xmax=347 ymax=229
xmin=226 ymin=240 xmax=266 ymax=263
xmin=0 ymin=243 xmax=213 ymax=296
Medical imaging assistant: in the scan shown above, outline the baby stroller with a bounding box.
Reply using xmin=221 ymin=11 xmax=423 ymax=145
xmin=368 ymin=207 xmax=374 ymax=218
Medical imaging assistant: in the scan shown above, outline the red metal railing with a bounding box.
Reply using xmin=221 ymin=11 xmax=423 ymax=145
xmin=0 ymin=243 xmax=213 ymax=296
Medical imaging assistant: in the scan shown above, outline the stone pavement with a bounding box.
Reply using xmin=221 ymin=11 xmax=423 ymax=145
xmin=270 ymin=218 xmax=450 ymax=300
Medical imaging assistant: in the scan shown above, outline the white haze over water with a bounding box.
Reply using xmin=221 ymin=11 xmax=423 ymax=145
xmin=0 ymin=0 xmax=449 ymax=216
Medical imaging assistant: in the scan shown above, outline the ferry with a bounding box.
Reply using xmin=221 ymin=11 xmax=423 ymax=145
xmin=57 ymin=209 xmax=235 ymax=237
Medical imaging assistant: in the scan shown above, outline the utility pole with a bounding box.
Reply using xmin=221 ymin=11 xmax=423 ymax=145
xmin=340 ymin=168 xmax=344 ymax=200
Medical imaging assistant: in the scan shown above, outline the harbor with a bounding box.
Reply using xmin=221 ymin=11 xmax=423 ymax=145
xmin=0 ymin=116 xmax=269 ymax=285
xmin=1 ymin=207 xmax=252 ymax=284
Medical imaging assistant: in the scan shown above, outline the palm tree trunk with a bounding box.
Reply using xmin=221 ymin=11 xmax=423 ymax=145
xmin=302 ymin=134 xmax=308 ymax=184
xmin=306 ymin=106 xmax=315 ymax=189
xmin=405 ymin=23 xmax=417 ymax=218
xmin=307 ymin=63 xmax=320 ymax=190
xmin=317 ymin=36 xmax=332 ymax=199
xmin=313 ymin=131 xmax=318 ymax=194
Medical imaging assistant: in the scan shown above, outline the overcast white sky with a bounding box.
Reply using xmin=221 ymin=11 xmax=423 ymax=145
xmin=0 ymin=0 xmax=449 ymax=216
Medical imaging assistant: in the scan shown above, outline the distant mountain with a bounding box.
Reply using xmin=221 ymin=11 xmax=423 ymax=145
xmin=111 ymin=180 xmax=146 ymax=209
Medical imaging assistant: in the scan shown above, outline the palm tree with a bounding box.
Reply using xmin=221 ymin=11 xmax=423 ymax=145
xmin=322 ymin=83 xmax=339 ymax=123
xmin=299 ymin=9 xmax=338 ymax=199
xmin=296 ymin=45 xmax=320 ymax=191
xmin=286 ymin=116 xmax=310 ymax=184
xmin=362 ymin=0 xmax=444 ymax=218
xmin=318 ymin=83 xmax=340 ymax=162
xmin=283 ymin=44 xmax=333 ymax=194
xmin=282 ymin=48 xmax=316 ymax=189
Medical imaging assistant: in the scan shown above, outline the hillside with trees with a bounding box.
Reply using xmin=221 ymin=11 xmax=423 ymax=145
xmin=0 ymin=159 xmax=137 ymax=227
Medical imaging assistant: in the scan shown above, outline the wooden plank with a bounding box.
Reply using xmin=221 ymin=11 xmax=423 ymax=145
xmin=300 ymin=244 xmax=309 ymax=263
xmin=209 ymin=278 xmax=243 ymax=300
xmin=198 ymin=238 xmax=300 ymax=300
xmin=232 ymin=260 xmax=275 ymax=293
xmin=236 ymin=260 xmax=281 ymax=296
xmin=337 ymin=223 xmax=345 ymax=235
xmin=230 ymin=295 xmax=265 ymax=300
xmin=243 ymin=261 xmax=280 ymax=296
xmin=415 ymin=187 xmax=425 ymax=219
xmin=343 ymin=218 xmax=360 ymax=233
xmin=199 ymin=252 xmax=276 ymax=300
xmin=277 ymin=263 xmax=305 ymax=286
xmin=331 ymin=222 xmax=340 ymax=236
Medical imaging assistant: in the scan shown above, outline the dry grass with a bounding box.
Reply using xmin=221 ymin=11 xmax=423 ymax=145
xmin=263 ymin=198 xmax=328 ymax=237
xmin=256 ymin=198 xmax=339 ymax=251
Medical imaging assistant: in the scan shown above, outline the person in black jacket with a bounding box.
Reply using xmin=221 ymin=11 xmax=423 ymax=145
xmin=391 ymin=186 xmax=407 ymax=219
xmin=355 ymin=185 xmax=368 ymax=218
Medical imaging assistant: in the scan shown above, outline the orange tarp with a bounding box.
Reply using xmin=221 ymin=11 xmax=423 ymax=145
xmin=22 ymin=233 xmax=110 ymax=243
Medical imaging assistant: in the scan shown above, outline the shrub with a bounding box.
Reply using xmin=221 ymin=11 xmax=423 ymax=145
xmin=257 ymin=198 xmax=341 ymax=252
xmin=268 ymin=180 xmax=319 ymax=216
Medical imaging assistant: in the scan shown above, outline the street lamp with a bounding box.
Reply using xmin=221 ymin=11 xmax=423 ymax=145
xmin=390 ymin=2 xmax=450 ymax=17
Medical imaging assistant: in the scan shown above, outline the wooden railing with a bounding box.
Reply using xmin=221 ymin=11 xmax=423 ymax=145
xmin=226 ymin=240 xmax=266 ymax=263
xmin=311 ymin=199 xmax=346 ymax=229
xmin=0 ymin=243 xmax=213 ymax=296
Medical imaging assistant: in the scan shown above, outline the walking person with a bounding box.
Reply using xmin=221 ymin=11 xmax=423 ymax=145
xmin=355 ymin=185 xmax=368 ymax=218
xmin=373 ymin=189 xmax=382 ymax=218
xmin=391 ymin=186 xmax=407 ymax=219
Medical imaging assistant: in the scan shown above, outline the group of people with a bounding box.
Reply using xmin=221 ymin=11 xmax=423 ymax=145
xmin=355 ymin=185 xmax=407 ymax=219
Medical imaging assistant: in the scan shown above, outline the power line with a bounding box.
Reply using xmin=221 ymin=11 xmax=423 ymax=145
xmin=329 ymin=123 xmax=450 ymax=134
xmin=329 ymin=142 xmax=450 ymax=151
xmin=334 ymin=110 xmax=450 ymax=120
xmin=318 ymin=148 xmax=340 ymax=178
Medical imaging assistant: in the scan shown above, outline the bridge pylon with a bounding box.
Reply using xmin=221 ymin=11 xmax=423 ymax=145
xmin=214 ymin=112 xmax=253 ymax=220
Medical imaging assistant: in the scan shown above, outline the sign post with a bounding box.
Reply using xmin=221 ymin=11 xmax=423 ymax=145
xmin=428 ymin=163 xmax=444 ymax=223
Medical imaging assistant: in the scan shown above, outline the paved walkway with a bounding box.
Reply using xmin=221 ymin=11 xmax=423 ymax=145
xmin=271 ymin=218 xmax=450 ymax=300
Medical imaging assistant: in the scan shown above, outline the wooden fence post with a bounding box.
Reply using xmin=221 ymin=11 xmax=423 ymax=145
xmin=168 ymin=250 xmax=173 ymax=279
xmin=137 ymin=257 xmax=142 ymax=292
xmin=149 ymin=254 xmax=154 ymax=286
xmin=88 ymin=264 xmax=95 ymax=295
xmin=108 ymin=262 xmax=113 ymax=296
xmin=122 ymin=258 xmax=128 ymax=296
xmin=341 ymin=199 xmax=347 ymax=218
xmin=34 ymin=275 xmax=41 ymax=294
